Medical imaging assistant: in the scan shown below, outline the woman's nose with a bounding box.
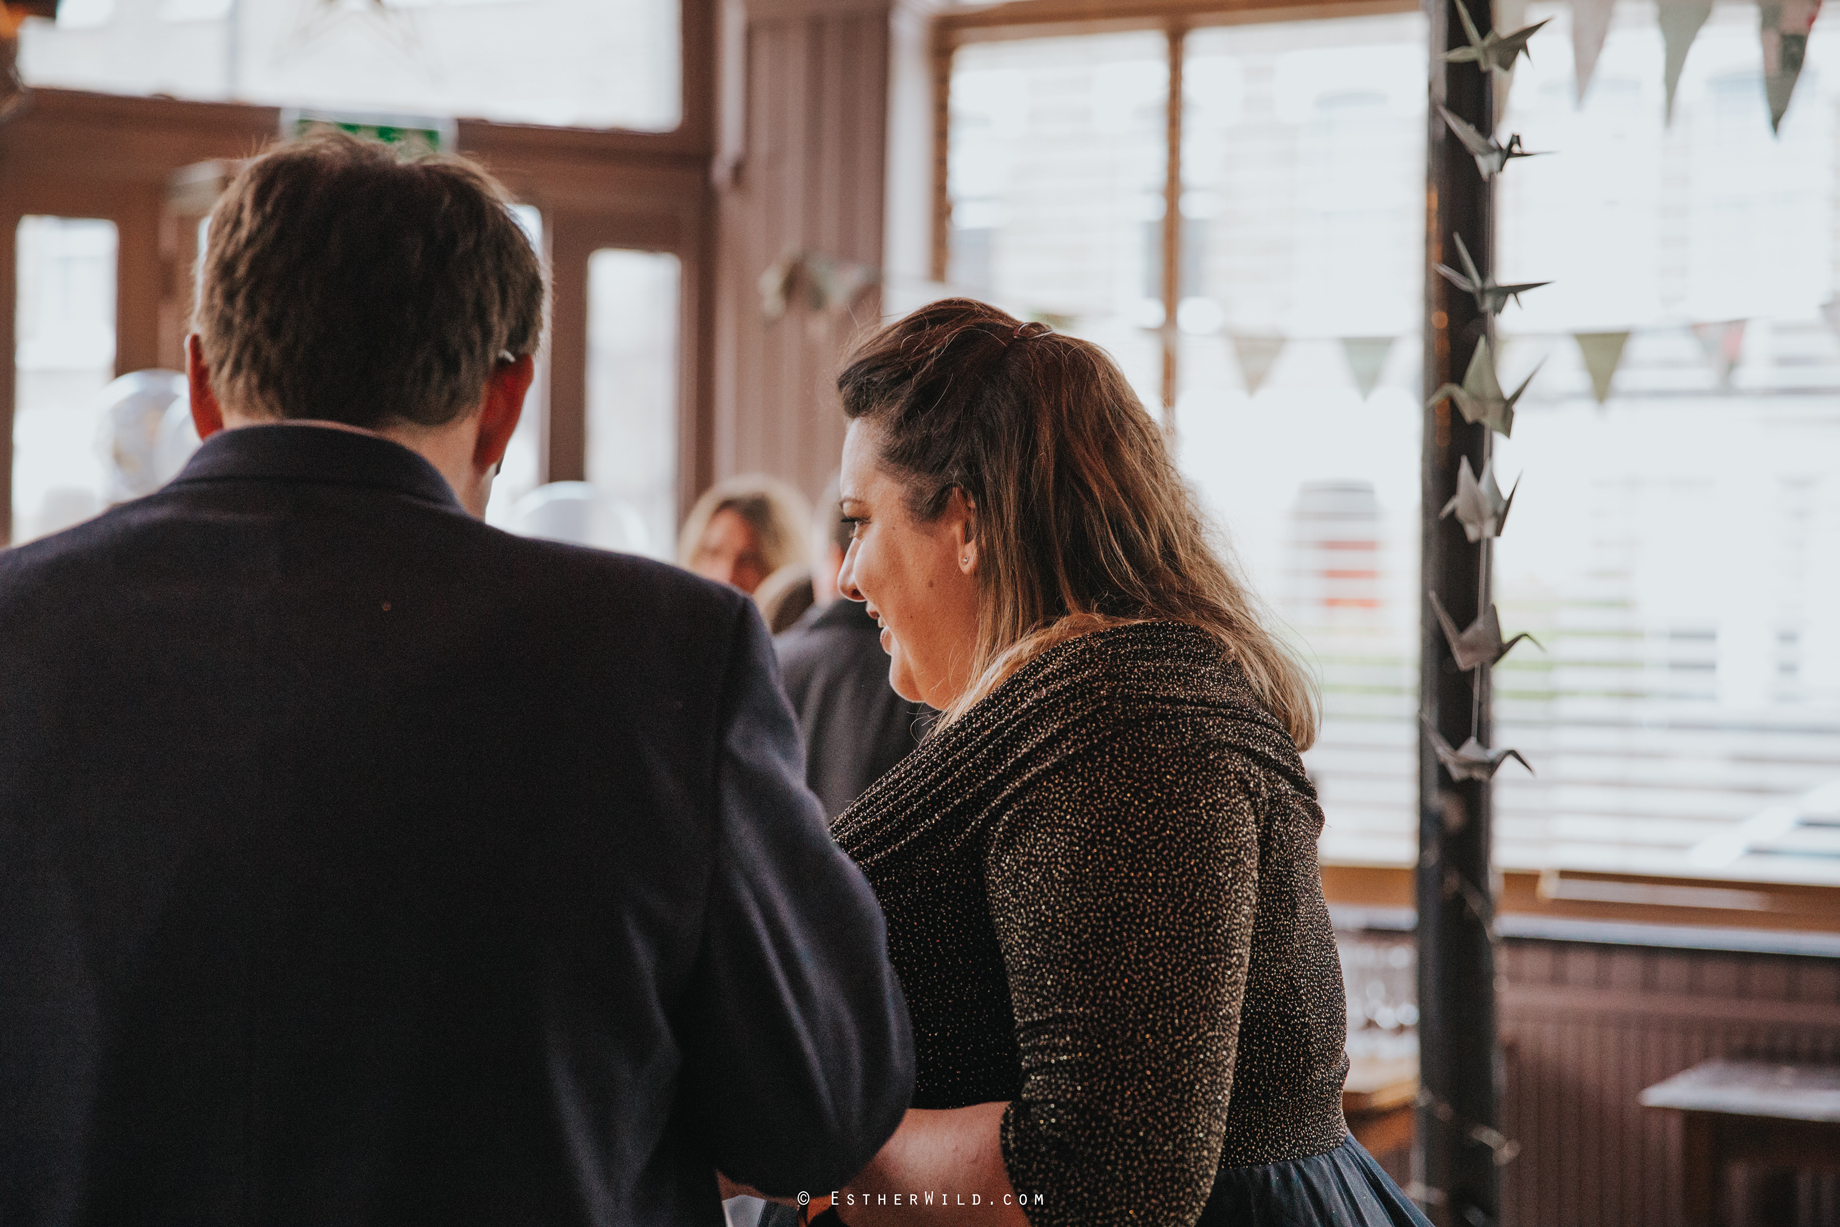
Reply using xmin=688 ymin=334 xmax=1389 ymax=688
xmin=836 ymin=540 xmax=864 ymax=602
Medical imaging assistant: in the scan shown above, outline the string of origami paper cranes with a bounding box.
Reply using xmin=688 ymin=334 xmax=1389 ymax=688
xmin=1423 ymin=0 xmax=1550 ymax=786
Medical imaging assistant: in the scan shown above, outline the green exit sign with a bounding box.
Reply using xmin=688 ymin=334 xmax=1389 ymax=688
xmin=279 ymin=108 xmax=456 ymax=153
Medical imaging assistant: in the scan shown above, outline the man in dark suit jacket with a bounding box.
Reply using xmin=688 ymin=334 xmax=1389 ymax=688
xmin=0 ymin=132 xmax=911 ymax=1226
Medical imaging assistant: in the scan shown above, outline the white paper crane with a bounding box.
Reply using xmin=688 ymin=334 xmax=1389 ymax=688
xmin=1430 ymin=591 xmax=1541 ymax=671
xmin=1428 ymin=339 xmax=1538 ymax=438
xmin=1436 ymin=233 xmax=1550 ymax=316
xmin=1439 ymin=455 xmax=1518 ymax=543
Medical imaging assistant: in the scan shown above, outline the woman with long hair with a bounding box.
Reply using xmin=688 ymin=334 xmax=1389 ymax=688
xmin=800 ymin=299 xmax=1427 ymax=1226
xmin=678 ymin=473 xmax=811 ymax=596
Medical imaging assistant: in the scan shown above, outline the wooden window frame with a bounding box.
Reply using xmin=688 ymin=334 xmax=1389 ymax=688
xmin=930 ymin=0 xmax=1840 ymax=936
xmin=0 ymin=0 xmax=716 ymax=544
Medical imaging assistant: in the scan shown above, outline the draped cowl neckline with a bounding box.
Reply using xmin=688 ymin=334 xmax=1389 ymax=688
xmin=832 ymin=620 xmax=1318 ymax=868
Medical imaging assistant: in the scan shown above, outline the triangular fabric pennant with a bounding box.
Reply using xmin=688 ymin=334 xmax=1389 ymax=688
xmin=1572 ymin=0 xmax=1616 ymax=103
xmin=1691 ymin=319 xmax=1746 ymax=386
xmin=1761 ymin=0 xmax=1822 ymax=132
xmin=1341 ymin=336 xmax=1395 ymax=398
xmin=1659 ymin=0 xmax=1714 ymax=122
xmin=1231 ymin=334 xmax=1286 ymax=395
xmin=1822 ymin=298 xmax=1840 ymax=337
xmin=1573 ymin=331 xmax=1630 ymax=404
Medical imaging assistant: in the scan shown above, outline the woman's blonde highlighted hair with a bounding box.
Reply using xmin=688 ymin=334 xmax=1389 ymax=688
xmin=837 ymin=298 xmax=1318 ymax=748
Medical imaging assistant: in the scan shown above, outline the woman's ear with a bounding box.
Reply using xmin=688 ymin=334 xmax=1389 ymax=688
xmin=946 ymin=488 xmax=979 ymax=575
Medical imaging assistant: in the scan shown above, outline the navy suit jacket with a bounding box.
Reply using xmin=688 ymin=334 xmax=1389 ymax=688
xmin=775 ymin=602 xmax=930 ymax=818
xmin=0 ymin=425 xmax=913 ymax=1226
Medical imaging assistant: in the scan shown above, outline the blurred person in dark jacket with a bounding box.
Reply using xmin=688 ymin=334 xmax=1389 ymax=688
xmin=0 ymin=131 xmax=912 ymax=1227
xmin=776 ymin=475 xmax=930 ymax=817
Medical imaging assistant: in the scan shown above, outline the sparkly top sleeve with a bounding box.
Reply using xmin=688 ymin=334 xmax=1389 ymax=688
xmin=985 ymin=718 xmax=1262 ymax=1227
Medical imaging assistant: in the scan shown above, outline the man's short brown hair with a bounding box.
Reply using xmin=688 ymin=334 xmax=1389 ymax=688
xmin=195 ymin=130 xmax=547 ymax=430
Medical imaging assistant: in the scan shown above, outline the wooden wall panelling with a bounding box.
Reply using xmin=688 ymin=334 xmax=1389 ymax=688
xmin=159 ymin=204 xmax=201 ymax=372
xmin=1497 ymin=939 xmax=1840 ymax=1227
xmin=545 ymin=219 xmax=595 ymax=486
xmin=686 ymin=188 xmax=718 ymax=515
xmin=114 ymin=183 xmax=163 ymax=377
xmin=713 ymin=0 xmax=891 ymax=502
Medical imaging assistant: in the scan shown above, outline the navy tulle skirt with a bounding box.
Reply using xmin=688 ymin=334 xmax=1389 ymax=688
xmin=1198 ymin=1135 xmax=1432 ymax=1226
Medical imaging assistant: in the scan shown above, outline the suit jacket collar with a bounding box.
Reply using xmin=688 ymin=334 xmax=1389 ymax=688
xmin=810 ymin=597 xmax=880 ymax=632
xmin=173 ymin=423 xmax=463 ymax=510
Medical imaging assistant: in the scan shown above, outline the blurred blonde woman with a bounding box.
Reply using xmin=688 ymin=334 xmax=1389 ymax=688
xmin=678 ymin=474 xmax=811 ymax=597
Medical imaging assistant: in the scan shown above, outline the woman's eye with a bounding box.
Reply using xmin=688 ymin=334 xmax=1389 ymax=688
xmin=841 ymin=516 xmax=865 ymax=537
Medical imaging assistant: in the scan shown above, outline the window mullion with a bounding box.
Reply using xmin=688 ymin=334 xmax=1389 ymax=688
xmin=1161 ymin=23 xmax=1185 ymax=429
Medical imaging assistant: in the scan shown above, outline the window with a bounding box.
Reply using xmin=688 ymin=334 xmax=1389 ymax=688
xmin=481 ymin=246 xmax=680 ymax=558
xmin=1169 ymin=12 xmax=1427 ymax=868
xmin=584 ymin=248 xmax=680 ymax=559
xmin=12 ymin=216 xmax=119 ymax=545
xmin=940 ymin=0 xmax=1840 ymax=894
xmin=17 ymin=0 xmax=681 ymax=132
xmin=1490 ymin=1 xmax=1840 ymax=885
xmin=947 ymin=31 xmax=1169 ymax=413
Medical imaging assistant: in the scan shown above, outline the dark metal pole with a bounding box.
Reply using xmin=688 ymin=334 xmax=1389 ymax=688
xmin=1417 ymin=0 xmax=1501 ymax=1222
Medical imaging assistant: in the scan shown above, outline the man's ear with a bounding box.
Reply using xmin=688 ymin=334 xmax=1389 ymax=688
xmin=186 ymin=334 xmax=226 ymax=439
xmin=474 ymin=354 xmax=536 ymax=472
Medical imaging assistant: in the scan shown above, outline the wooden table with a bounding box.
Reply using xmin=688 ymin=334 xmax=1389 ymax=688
xmin=1639 ymin=1059 xmax=1840 ymax=1227
xmin=1344 ymin=1054 xmax=1418 ymax=1169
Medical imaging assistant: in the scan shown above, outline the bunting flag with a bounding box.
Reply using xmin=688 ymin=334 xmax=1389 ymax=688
xmin=1659 ymin=0 xmax=1714 ymax=122
xmin=1231 ymin=334 xmax=1286 ymax=395
xmin=1761 ymin=0 xmax=1822 ymax=131
xmin=1822 ymin=298 xmax=1840 ymax=336
xmin=1572 ymin=0 xmax=1616 ymax=103
xmin=1341 ymin=336 xmax=1395 ymax=398
xmin=1573 ymin=331 xmax=1630 ymax=404
xmin=1691 ymin=320 xmax=1747 ymax=386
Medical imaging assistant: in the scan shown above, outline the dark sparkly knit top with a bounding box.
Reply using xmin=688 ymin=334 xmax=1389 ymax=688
xmin=832 ymin=621 xmax=1350 ymax=1227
